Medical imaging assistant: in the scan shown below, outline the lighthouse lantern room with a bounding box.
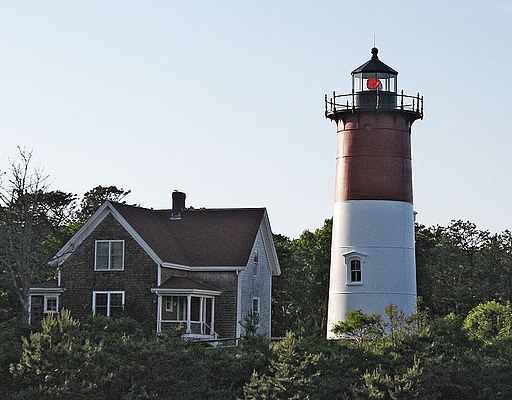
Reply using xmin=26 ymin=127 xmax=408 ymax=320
xmin=325 ymin=48 xmax=423 ymax=339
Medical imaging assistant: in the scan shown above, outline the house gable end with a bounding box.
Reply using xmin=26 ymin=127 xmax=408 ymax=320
xmin=52 ymin=201 xmax=163 ymax=268
xmin=259 ymin=210 xmax=281 ymax=276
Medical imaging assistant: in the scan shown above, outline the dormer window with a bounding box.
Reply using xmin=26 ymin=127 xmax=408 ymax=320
xmin=95 ymin=240 xmax=125 ymax=271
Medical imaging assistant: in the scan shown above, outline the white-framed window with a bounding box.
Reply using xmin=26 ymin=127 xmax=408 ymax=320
xmin=253 ymin=250 xmax=259 ymax=275
xmin=95 ymin=240 xmax=125 ymax=271
xmin=44 ymin=295 xmax=59 ymax=314
xmin=92 ymin=291 xmax=125 ymax=317
xmin=252 ymin=297 xmax=260 ymax=326
xmin=348 ymin=259 xmax=362 ymax=284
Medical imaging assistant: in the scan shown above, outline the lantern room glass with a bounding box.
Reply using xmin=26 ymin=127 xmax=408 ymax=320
xmin=353 ymin=72 xmax=396 ymax=93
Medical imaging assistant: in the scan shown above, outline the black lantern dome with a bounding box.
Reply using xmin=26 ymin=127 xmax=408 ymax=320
xmin=352 ymin=48 xmax=397 ymax=108
xmin=352 ymin=48 xmax=397 ymax=93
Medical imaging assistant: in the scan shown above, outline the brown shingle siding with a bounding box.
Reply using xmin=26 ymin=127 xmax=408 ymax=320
xmin=60 ymin=214 xmax=157 ymax=325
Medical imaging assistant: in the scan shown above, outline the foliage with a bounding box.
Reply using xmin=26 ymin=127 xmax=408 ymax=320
xmin=242 ymin=332 xmax=321 ymax=400
xmin=348 ymin=358 xmax=423 ymax=400
xmin=0 ymin=149 xmax=76 ymax=321
xmin=463 ymin=300 xmax=512 ymax=344
xmin=76 ymin=185 xmax=131 ymax=223
xmin=331 ymin=310 xmax=384 ymax=348
xmin=415 ymin=220 xmax=512 ymax=317
xmin=272 ymin=219 xmax=331 ymax=336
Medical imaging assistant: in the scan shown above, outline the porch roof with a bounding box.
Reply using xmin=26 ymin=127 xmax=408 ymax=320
xmin=151 ymin=276 xmax=222 ymax=296
xmin=29 ymin=280 xmax=63 ymax=294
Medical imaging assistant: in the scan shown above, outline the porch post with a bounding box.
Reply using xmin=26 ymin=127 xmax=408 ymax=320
xmin=157 ymin=295 xmax=162 ymax=333
xmin=28 ymin=295 xmax=32 ymax=325
xmin=186 ymin=295 xmax=191 ymax=333
xmin=199 ymin=297 xmax=204 ymax=335
xmin=211 ymin=297 xmax=215 ymax=336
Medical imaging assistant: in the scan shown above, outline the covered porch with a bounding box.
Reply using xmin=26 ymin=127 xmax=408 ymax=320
xmin=151 ymin=277 xmax=221 ymax=339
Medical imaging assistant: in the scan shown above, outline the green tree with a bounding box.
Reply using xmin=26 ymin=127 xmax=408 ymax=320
xmin=76 ymin=185 xmax=131 ymax=223
xmin=463 ymin=300 xmax=512 ymax=344
xmin=272 ymin=219 xmax=331 ymax=335
xmin=242 ymin=332 xmax=321 ymax=400
xmin=349 ymin=358 xmax=423 ymax=400
xmin=331 ymin=310 xmax=384 ymax=349
xmin=415 ymin=220 xmax=493 ymax=316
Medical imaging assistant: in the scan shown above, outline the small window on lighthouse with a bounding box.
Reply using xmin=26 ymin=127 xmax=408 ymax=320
xmin=349 ymin=259 xmax=362 ymax=283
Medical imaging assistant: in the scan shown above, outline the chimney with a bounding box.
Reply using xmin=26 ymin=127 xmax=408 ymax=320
xmin=171 ymin=191 xmax=186 ymax=219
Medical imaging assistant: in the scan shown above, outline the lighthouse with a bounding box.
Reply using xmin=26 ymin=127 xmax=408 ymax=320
xmin=325 ymin=48 xmax=423 ymax=338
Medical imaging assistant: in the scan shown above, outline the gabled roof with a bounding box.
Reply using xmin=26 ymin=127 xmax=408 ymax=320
xmin=111 ymin=203 xmax=264 ymax=267
xmin=53 ymin=201 xmax=281 ymax=275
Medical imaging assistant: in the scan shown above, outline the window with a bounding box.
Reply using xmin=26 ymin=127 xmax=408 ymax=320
xmin=93 ymin=291 xmax=125 ymax=317
xmin=44 ymin=296 xmax=59 ymax=314
xmin=95 ymin=240 xmax=124 ymax=271
xmin=165 ymin=297 xmax=173 ymax=312
xmin=349 ymin=259 xmax=362 ymax=284
xmin=253 ymin=250 xmax=259 ymax=275
xmin=252 ymin=297 xmax=260 ymax=325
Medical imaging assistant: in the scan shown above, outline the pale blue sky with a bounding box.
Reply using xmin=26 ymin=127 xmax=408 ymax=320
xmin=1 ymin=1 xmax=511 ymax=238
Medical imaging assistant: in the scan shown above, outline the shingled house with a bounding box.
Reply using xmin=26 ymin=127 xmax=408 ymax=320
xmin=29 ymin=192 xmax=281 ymax=340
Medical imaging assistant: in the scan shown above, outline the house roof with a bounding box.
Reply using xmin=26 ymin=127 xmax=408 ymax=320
xmin=157 ymin=276 xmax=216 ymax=291
xmin=111 ymin=203 xmax=265 ymax=267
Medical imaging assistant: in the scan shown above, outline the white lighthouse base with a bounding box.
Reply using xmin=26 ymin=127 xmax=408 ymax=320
xmin=326 ymin=200 xmax=417 ymax=339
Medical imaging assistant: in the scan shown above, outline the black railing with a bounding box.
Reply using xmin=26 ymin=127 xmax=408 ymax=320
xmin=325 ymin=90 xmax=423 ymax=119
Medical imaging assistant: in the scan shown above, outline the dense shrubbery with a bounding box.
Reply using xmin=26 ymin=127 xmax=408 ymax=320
xmin=2 ymin=302 xmax=511 ymax=399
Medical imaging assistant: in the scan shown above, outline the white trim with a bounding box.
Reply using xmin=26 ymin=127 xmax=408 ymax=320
xmin=260 ymin=211 xmax=281 ymax=276
xmin=161 ymin=262 xmax=245 ymax=272
xmin=43 ymin=295 xmax=59 ymax=314
xmin=108 ymin=205 xmax=163 ymax=265
xmin=151 ymin=288 xmax=222 ymax=296
xmin=343 ymin=251 xmax=367 ymax=286
xmin=236 ymin=270 xmax=242 ymax=339
xmin=51 ymin=202 xmax=112 ymax=266
xmin=51 ymin=201 xmax=164 ymax=267
xmin=157 ymin=295 xmax=162 ymax=333
xmin=94 ymin=240 xmax=125 ymax=271
xmin=29 ymin=288 xmax=64 ymax=294
xmin=92 ymin=291 xmax=125 ymax=317
xmin=28 ymin=295 xmax=32 ymax=325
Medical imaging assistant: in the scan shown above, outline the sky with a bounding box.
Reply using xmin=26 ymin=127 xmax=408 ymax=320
xmin=0 ymin=1 xmax=511 ymax=238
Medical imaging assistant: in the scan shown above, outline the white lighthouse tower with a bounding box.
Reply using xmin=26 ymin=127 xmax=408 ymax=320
xmin=325 ymin=48 xmax=423 ymax=338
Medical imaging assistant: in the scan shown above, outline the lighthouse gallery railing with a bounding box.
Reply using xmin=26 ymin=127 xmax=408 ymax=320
xmin=325 ymin=90 xmax=423 ymax=119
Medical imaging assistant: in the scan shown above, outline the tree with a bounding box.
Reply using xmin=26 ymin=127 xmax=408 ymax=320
xmin=242 ymin=332 xmax=321 ymax=400
xmin=463 ymin=300 xmax=512 ymax=344
xmin=415 ymin=220 xmax=494 ymax=316
xmin=331 ymin=310 xmax=384 ymax=348
xmin=272 ymin=219 xmax=331 ymax=335
xmin=0 ymin=149 xmax=76 ymax=322
xmin=348 ymin=358 xmax=423 ymax=400
xmin=76 ymin=185 xmax=131 ymax=223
